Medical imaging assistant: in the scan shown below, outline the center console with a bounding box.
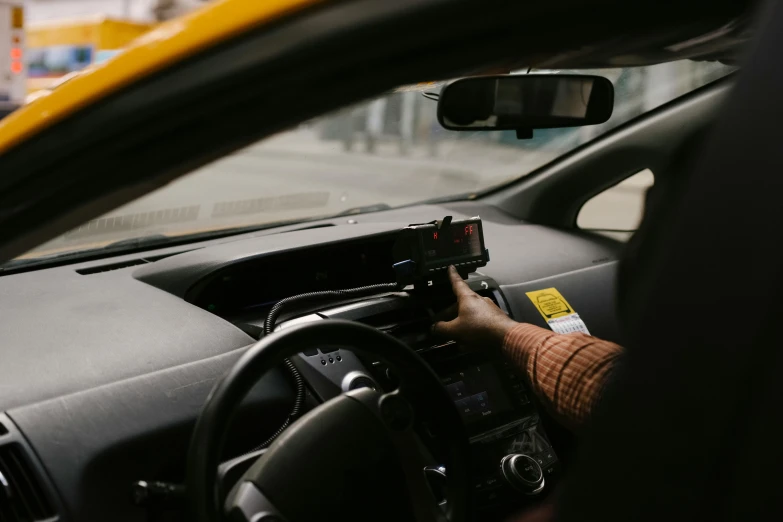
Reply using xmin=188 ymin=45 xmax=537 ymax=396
xmin=426 ymin=345 xmax=559 ymax=503
xmin=276 ymin=273 xmax=560 ymax=518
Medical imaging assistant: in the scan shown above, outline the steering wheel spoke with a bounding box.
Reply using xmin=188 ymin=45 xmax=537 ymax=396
xmin=227 ymin=481 xmax=285 ymax=522
xmin=350 ymin=389 xmax=448 ymax=522
xmin=390 ymin=429 xmax=450 ymax=522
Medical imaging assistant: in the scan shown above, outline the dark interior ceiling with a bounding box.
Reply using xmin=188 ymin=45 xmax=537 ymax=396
xmin=497 ymin=0 xmax=758 ymax=70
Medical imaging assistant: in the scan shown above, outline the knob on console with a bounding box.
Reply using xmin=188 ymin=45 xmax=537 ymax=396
xmin=500 ymin=454 xmax=544 ymax=495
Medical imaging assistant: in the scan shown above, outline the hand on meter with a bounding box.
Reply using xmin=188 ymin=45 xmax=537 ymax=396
xmin=432 ymin=266 xmax=517 ymax=348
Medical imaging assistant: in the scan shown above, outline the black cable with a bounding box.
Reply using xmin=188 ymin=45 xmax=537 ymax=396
xmin=256 ymin=281 xmax=401 ymax=449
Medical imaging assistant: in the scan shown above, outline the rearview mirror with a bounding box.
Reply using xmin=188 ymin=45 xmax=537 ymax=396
xmin=437 ymin=75 xmax=614 ymax=131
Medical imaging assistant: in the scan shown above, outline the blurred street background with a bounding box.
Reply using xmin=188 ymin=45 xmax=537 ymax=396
xmin=15 ymin=0 xmax=732 ymax=255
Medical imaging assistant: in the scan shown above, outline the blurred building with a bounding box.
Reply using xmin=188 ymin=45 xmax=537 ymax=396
xmin=25 ymin=0 xmax=206 ymax=22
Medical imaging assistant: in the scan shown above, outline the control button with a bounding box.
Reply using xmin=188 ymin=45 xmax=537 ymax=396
xmin=320 ymin=360 xmax=327 ymax=365
xmin=484 ymin=475 xmax=501 ymax=489
xmin=455 ymin=395 xmax=477 ymax=416
xmin=540 ymin=450 xmax=556 ymax=466
xmin=500 ymin=454 xmax=545 ymax=495
xmin=517 ymin=458 xmax=541 ymax=482
xmin=474 ymin=392 xmax=490 ymax=412
xmin=328 ymin=357 xmax=334 ymax=363
xmin=335 ymin=355 xmax=342 ymax=362
xmin=445 ymin=381 xmax=468 ymax=400
xmin=477 ymin=488 xmax=504 ymax=505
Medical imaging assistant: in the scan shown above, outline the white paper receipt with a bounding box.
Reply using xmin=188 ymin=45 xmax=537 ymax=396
xmin=525 ymin=287 xmax=591 ymax=335
xmin=546 ymin=313 xmax=590 ymax=335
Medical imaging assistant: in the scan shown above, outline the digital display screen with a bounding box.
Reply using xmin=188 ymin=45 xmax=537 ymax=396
xmin=420 ymin=221 xmax=482 ymax=264
xmin=441 ymin=363 xmax=513 ymax=423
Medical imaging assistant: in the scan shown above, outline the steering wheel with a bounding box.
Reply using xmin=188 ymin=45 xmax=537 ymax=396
xmin=187 ymin=319 xmax=470 ymax=522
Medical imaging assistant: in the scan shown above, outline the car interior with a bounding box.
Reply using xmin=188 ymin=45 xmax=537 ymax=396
xmin=0 ymin=0 xmax=773 ymax=521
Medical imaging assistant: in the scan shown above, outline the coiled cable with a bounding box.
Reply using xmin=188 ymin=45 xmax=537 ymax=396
xmin=256 ymin=281 xmax=401 ymax=448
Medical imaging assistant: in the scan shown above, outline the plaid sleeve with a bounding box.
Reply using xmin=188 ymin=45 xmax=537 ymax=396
xmin=502 ymin=323 xmax=622 ymax=429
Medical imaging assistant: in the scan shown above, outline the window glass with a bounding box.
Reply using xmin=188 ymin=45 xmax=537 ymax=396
xmin=21 ymin=62 xmax=731 ymax=260
xmin=577 ymin=169 xmax=654 ymax=241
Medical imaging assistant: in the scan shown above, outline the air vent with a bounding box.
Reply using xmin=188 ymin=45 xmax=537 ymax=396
xmin=0 ymin=443 xmax=56 ymax=521
xmin=76 ymin=253 xmax=176 ymax=275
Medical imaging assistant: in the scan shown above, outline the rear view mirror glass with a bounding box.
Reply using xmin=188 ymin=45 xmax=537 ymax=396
xmin=437 ymin=75 xmax=614 ymax=131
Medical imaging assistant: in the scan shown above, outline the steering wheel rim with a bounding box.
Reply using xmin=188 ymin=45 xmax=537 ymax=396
xmin=187 ymin=319 xmax=470 ymax=522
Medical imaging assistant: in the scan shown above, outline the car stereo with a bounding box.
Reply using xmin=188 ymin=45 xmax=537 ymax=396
xmin=429 ymin=350 xmax=530 ymax=434
xmin=392 ymin=216 xmax=490 ymax=286
xmin=421 ymin=346 xmax=560 ymax=510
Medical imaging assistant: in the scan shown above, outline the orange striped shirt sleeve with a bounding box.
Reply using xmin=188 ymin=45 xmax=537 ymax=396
xmin=502 ymin=323 xmax=622 ymax=430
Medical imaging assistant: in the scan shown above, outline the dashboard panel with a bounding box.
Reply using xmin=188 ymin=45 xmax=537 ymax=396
xmin=0 ymin=202 xmax=623 ymax=522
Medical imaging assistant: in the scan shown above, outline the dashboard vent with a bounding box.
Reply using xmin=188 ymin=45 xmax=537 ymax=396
xmin=0 ymin=443 xmax=56 ymax=522
xmin=76 ymin=253 xmax=177 ymax=275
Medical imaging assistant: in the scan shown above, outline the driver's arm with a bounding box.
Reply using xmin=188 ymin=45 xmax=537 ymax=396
xmin=432 ymin=267 xmax=623 ymax=430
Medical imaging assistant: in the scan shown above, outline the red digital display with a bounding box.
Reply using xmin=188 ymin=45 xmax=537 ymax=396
xmin=421 ymin=221 xmax=482 ymax=263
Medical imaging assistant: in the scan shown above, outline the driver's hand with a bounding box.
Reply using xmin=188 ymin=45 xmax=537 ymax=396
xmin=432 ymin=266 xmax=518 ymax=348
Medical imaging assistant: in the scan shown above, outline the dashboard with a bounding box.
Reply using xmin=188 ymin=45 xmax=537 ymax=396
xmin=0 ymin=202 xmax=623 ymax=522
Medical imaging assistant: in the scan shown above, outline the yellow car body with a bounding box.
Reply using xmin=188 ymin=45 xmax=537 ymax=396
xmin=0 ymin=0 xmax=322 ymax=154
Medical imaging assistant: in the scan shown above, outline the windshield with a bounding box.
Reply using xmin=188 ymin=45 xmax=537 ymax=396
xmin=20 ymin=60 xmax=732 ymax=261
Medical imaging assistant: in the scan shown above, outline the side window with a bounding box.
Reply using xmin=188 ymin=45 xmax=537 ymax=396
xmin=577 ymin=169 xmax=654 ymax=241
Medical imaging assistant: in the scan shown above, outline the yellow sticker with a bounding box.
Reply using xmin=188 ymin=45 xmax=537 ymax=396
xmin=525 ymin=288 xmax=575 ymax=320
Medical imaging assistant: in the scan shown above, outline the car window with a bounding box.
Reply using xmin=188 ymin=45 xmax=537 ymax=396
xmin=20 ymin=60 xmax=733 ymax=260
xmin=577 ymin=169 xmax=654 ymax=241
